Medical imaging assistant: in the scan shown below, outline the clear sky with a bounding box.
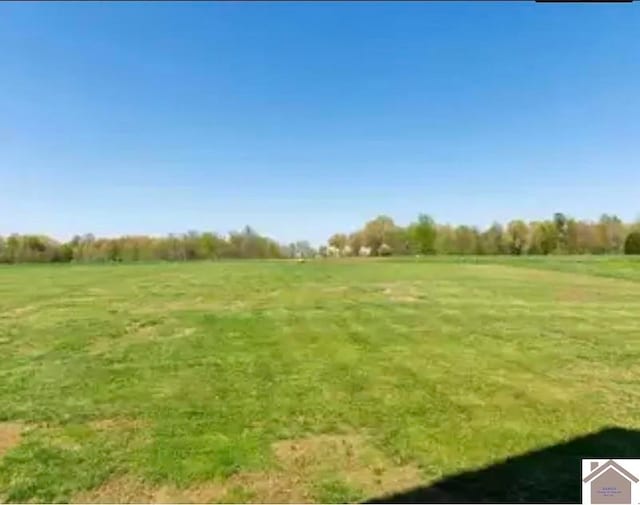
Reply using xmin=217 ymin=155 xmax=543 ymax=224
xmin=1 ymin=2 xmax=639 ymax=245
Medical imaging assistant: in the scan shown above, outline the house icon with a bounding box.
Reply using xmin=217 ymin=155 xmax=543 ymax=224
xmin=583 ymin=460 xmax=639 ymax=504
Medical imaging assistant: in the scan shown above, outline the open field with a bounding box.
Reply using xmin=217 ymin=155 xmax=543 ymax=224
xmin=1 ymin=257 xmax=640 ymax=503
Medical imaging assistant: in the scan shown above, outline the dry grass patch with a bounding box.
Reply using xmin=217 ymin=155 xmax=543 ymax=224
xmin=73 ymin=434 xmax=422 ymax=503
xmin=73 ymin=472 xmax=308 ymax=504
xmin=378 ymin=283 xmax=422 ymax=303
xmin=89 ymin=418 xmax=148 ymax=432
xmin=321 ymin=286 xmax=349 ymax=293
xmin=273 ymin=434 xmax=422 ymax=497
xmin=4 ymin=305 xmax=38 ymax=317
xmin=554 ymin=286 xmax=604 ymax=303
xmin=73 ymin=475 xmax=183 ymax=503
xmin=133 ymin=299 xmax=248 ymax=315
xmin=0 ymin=422 xmax=23 ymax=459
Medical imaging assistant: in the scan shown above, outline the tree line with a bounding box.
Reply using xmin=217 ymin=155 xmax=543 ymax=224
xmin=0 ymin=227 xmax=295 ymax=264
xmin=1 ymin=213 xmax=640 ymax=264
xmin=326 ymin=213 xmax=640 ymax=257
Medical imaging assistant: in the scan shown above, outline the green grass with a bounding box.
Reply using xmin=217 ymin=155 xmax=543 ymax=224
xmin=1 ymin=257 xmax=639 ymax=502
xmin=433 ymin=255 xmax=640 ymax=282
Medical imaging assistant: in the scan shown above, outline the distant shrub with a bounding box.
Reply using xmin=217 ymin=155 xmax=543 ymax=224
xmin=624 ymin=231 xmax=640 ymax=255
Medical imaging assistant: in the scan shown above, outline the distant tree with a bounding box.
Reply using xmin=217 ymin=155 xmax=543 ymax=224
xmin=480 ymin=222 xmax=507 ymax=255
xmin=576 ymin=221 xmax=601 ymax=254
xmin=348 ymin=231 xmax=364 ymax=256
xmin=409 ymin=214 xmax=437 ymax=255
xmin=283 ymin=243 xmax=295 ymax=258
xmin=106 ymin=239 xmax=122 ymax=262
xmin=553 ymin=213 xmax=568 ymax=252
xmin=328 ymin=233 xmax=348 ymax=252
xmin=598 ymin=214 xmax=626 ymax=253
xmin=565 ymin=219 xmax=580 ymax=254
xmin=386 ymin=226 xmax=410 ymax=255
xmin=167 ymin=234 xmax=187 ymax=261
xmin=55 ymin=243 xmax=74 ymax=263
xmin=624 ymin=231 xmax=640 ymax=255
xmin=5 ymin=235 xmax=20 ymax=263
xmin=293 ymin=241 xmax=315 ymax=258
xmin=362 ymin=215 xmax=397 ymax=255
xmin=540 ymin=221 xmax=559 ymax=254
xmin=431 ymin=225 xmax=452 ymax=254
xmin=4 ymin=212 xmax=640 ymax=264
xmin=72 ymin=233 xmax=97 ymax=262
xmin=453 ymin=225 xmax=478 ymax=255
xmin=507 ymin=220 xmax=529 ymax=255
xmin=198 ymin=232 xmax=219 ymax=259
xmin=529 ymin=221 xmax=558 ymax=255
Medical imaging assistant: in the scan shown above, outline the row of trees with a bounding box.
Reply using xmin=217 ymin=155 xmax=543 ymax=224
xmin=0 ymin=227 xmax=300 ymax=264
xmin=2 ymin=213 xmax=639 ymax=264
xmin=327 ymin=213 xmax=640 ymax=257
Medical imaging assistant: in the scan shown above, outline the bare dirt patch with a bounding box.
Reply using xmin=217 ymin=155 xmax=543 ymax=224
xmin=0 ymin=422 xmax=23 ymax=458
xmin=73 ymin=433 xmax=422 ymax=503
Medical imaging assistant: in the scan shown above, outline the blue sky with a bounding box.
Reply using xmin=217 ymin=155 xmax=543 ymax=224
xmin=1 ymin=2 xmax=638 ymax=245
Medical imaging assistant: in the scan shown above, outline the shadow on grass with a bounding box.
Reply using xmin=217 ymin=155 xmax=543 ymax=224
xmin=364 ymin=427 xmax=640 ymax=503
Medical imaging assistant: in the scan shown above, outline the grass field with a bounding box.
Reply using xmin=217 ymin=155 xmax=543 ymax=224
xmin=1 ymin=257 xmax=639 ymax=503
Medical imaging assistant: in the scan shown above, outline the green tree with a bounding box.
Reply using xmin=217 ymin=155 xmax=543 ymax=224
xmin=362 ymin=216 xmax=397 ymax=256
xmin=598 ymin=214 xmax=626 ymax=253
xmin=293 ymin=241 xmax=315 ymax=258
xmin=565 ymin=219 xmax=580 ymax=254
xmin=553 ymin=212 xmax=568 ymax=252
xmin=55 ymin=243 xmax=74 ymax=263
xmin=453 ymin=226 xmax=478 ymax=255
xmin=386 ymin=226 xmax=410 ymax=255
xmin=347 ymin=231 xmax=363 ymax=256
xmin=529 ymin=221 xmax=558 ymax=255
xmin=106 ymin=239 xmax=122 ymax=262
xmin=434 ymin=225 xmax=456 ymax=254
xmin=480 ymin=222 xmax=507 ymax=255
xmin=624 ymin=231 xmax=640 ymax=255
xmin=199 ymin=232 xmax=225 ymax=259
xmin=409 ymin=214 xmax=437 ymax=255
xmin=507 ymin=220 xmax=529 ymax=255
xmin=328 ymin=233 xmax=348 ymax=252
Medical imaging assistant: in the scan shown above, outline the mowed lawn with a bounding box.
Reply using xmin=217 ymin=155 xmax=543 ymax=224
xmin=1 ymin=258 xmax=639 ymax=503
